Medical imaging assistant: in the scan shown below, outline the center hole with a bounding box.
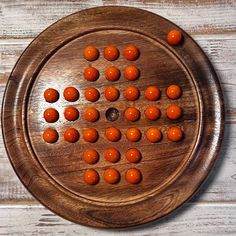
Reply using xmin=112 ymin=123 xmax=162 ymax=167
xmin=106 ymin=108 xmax=119 ymax=122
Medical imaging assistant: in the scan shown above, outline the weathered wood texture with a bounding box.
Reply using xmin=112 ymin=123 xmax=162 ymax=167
xmin=0 ymin=0 xmax=235 ymax=38
xmin=2 ymin=6 xmax=224 ymax=227
xmin=0 ymin=0 xmax=235 ymax=234
xmin=0 ymin=204 xmax=236 ymax=235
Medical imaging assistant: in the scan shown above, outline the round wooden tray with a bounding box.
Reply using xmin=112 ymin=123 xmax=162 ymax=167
xmin=2 ymin=6 xmax=224 ymax=228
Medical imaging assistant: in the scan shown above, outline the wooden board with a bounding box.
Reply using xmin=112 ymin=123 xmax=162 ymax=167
xmin=1 ymin=35 xmax=235 ymax=204
xmin=0 ymin=203 xmax=236 ymax=235
xmin=2 ymin=6 xmax=224 ymax=228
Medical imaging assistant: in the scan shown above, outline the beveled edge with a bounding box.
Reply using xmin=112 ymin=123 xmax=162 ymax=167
xmin=2 ymin=6 xmax=224 ymax=228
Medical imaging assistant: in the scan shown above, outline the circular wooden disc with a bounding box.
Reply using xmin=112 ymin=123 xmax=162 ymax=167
xmin=2 ymin=6 xmax=224 ymax=228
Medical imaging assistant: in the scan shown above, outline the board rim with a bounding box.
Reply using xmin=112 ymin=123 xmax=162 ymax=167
xmin=2 ymin=6 xmax=224 ymax=228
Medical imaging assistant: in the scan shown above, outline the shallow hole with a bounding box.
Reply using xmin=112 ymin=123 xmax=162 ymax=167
xmin=106 ymin=108 xmax=119 ymax=122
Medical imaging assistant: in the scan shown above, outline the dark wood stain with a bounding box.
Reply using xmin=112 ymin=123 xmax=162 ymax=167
xmin=2 ymin=6 xmax=224 ymax=228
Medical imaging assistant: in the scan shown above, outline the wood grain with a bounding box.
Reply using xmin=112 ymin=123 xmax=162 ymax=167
xmin=2 ymin=6 xmax=224 ymax=227
xmin=0 ymin=0 xmax=235 ymax=39
xmin=27 ymin=30 xmax=199 ymax=204
xmin=0 ymin=25 xmax=235 ymax=205
xmin=0 ymin=203 xmax=236 ymax=235
xmin=0 ymin=123 xmax=235 ymax=204
xmin=0 ymin=0 xmax=235 ymax=234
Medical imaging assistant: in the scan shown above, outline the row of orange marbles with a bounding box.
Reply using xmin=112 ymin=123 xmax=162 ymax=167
xmin=83 ymin=45 xmax=140 ymax=62
xmin=43 ymin=126 xmax=183 ymax=143
xmin=84 ymin=65 xmax=140 ymax=82
xmin=44 ymin=84 xmax=182 ymax=103
xmin=84 ymin=168 xmax=142 ymax=185
xmin=83 ymin=28 xmax=183 ymax=63
xmin=43 ymin=104 xmax=182 ymax=123
xmin=83 ymin=148 xmax=141 ymax=164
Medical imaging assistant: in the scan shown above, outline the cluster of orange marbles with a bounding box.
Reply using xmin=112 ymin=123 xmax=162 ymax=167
xmin=82 ymin=147 xmax=142 ymax=185
xmin=83 ymin=147 xmax=141 ymax=165
xmin=42 ymin=31 xmax=184 ymax=185
xmin=43 ymin=84 xmax=183 ymax=144
xmin=83 ymin=45 xmax=140 ymax=85
xmin=83 ymin=168 xmax=142 ymax=185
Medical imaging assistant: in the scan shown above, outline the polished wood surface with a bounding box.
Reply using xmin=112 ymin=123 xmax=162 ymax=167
xmin=2 ymin=6 xmax=224 ymax=228
xmin=1 ymin=1 xmax=235 ymax=234
xmin=28 ymin=30 xmax=199 ymax=202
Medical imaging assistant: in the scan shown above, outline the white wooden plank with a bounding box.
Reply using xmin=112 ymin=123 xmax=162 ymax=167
xmin=0 ymin=158 xmax=33 ymax=201
xmin=0 ymin=203 xmax=235 ymax=235
xmin=0 ymin=39 xmax=32 ymax=73
xmin=192 ymin=34 xmax=236 ymax=118
xmin=0 ymin=0 xmax=235 ymax=38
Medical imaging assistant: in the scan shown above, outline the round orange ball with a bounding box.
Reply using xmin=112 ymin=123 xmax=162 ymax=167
xmin=145 ymin=86 xmax=161 ymax=101
xmin=64 ymin=128 xmax=79 ymax=143
xmin=124 ymin=86 xmax=140 ymax=101
xmin=105 ymin=66 xmax=120 ymax=81
xmin=63 ymin=87 xmax=79 ymax=102
xmin=166 ymin=85 xmax=182 ymax=99
xmin=83 ymin=46 xmax=99 ymax=61
xmin=43 ymin=128 xmax=59 ymax=143
xmin=83 ymin=66 xmax=99 ymax=81
xmin=146 ymin=127 xmax=162 ymax=143
xmin=104 ymin=87 xmax=120 ymax=101
xmin=104 ymin=148 xmax=120 ymax=163
xmin=126 ymin=148 xmax=141 ymax=163
xmin=105 ymin=127 xmax=121 ymax=142
xmin=144 ymin=106 xmax=161 ymax=121
xmin=125 ymin=168 xmax=142 ymax=184
xmin=43 ymin=108 xmax=59 ymax=123
xmin=83 ymin=128 xmax=98 ymax=143
xmin=166 ymin=104 xmax=182 ymax=120
xmin=104 ymin=46 xmax=119 ymax=61
xmin=64 ymin=107 xmax=79 ymax=121
xmin=123 ymin=45 xmax=140 ymax=61
xmin=84 ymin=169 xmax=99 ymax=185
xmin=167 ymin=29 xmax=182 ymax=46
xmin=125 ymin=107 xmax=140 ymax=122
xmin=83 ymin=149 xmax=99 ymax=164
xmin=126 ymin=127 xmax=141 ymax=142
xmin=124 ymin=65 xmax=140 ymax=81
xmin=84 ymin=107 xmax=99 ymax=122
xmin=167 ymin=126 xmax=183 ymax=142
xmin=44 ymin=88 xmax=59 ymax=103
xmin=104 ymin=168 xmax=120 ymax=184
xmin=84 ymin=87 xmax=100 ymax=102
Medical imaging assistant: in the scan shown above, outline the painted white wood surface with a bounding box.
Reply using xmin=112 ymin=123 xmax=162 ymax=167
xmin=0 ymin=204 xmax=236 ymax=235
xmin=0 ymin=0 xmax=235 ymax=235
xmin=0 ymin=0 xmax=235 ymax=37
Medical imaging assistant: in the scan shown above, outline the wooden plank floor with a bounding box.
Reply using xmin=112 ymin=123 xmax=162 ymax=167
xmin=0 ymin=1 xmax=235 ymax=235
